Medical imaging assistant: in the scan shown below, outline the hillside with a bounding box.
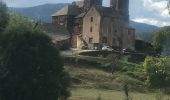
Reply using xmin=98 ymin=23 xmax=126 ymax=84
xmin=130 ymin=21 xmax=158 ymax=33
xmin=10 ymin=3 xmax=68 ymax=22
xmin=65 ymin=65 xmax=164 ymax=100
xmin=10 ymin=3 xmax=160 ymax=42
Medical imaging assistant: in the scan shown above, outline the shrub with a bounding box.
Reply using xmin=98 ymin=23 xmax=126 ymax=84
xmin=0 ymin=14 xmax=70 ymax=100
xmin=143 ymin=56 xmax=170 ymax=88
xmin=0 ymin=1 xmax=9 ymax=32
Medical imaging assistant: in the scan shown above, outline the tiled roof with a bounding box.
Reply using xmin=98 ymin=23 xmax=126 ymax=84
xmin=52 ymin=5 xmax=80 ymax=16
xmin=75 ymin=12 xmax=86 ymax=18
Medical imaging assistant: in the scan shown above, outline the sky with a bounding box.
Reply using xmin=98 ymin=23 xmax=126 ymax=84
xmin=3 ymin=0 xmax=170 ymax=27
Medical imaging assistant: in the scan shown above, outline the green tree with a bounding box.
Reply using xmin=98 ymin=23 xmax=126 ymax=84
xmin=152 ymin=29 xmax=170 ymax=53
xmin=0 ymin=1 xmax=9 ymax=32
xmin=143 ymin=56 xmax=170 ymax=88
xmin=0 ymin=14 xmax=70 ymax=100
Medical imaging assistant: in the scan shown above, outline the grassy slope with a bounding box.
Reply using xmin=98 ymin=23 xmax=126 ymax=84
xmin=65 ymin=65 xmax=170 ymax=100
xmin=70 ymin=88 xmax=156 ymax=100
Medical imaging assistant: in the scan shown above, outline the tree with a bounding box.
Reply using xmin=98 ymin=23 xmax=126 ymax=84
xmin=0 ymin=14 xmax=70 ymax=100
xmin=0 ymin=1 xmax=9 ymax=32
xmin=152 ymin=29 xmax=170 ymax=54
xmin=143 ymin=56 xmax=170 ymax=88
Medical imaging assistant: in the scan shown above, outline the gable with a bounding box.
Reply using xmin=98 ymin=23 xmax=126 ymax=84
xmin=84 ymin=6 xmax=101 ymax=18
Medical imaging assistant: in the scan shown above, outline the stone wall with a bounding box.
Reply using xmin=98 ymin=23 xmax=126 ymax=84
xmin=82 ymin=6 xmax=101 ymax=48
xmin=101 ymin=17 xmax=122 ymax=48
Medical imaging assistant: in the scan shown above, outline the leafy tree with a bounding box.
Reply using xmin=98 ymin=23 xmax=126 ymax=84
xmin=0 ymin=1 xmax=9 ymax=32
xmin=137 ymin=32 xmax=153 ymax=43
xmin=143 ymin=56 xmax=170 ymax=88
xmin=152 ymin=29 xmax=170 ymax=54
xmin=0 ymin=14 xmax=70 ymax=100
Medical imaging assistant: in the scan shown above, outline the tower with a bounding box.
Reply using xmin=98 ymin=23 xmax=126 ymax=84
xmin=110 ymin=0 xmax=129 ymax=22
xmin=84 ymin=0 xmax=103 ymax=12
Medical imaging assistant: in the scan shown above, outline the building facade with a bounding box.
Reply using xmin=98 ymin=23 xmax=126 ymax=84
xmin=52 ymin=0 xmax=135 ymax=50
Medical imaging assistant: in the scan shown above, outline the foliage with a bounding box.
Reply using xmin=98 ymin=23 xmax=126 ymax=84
xmin=155 ymin=90 xmax=165 ymax=100
xmin=96 ymin=95 xmax=102 ymax=100
xmin=152 ymin=29 xmax=170 ymax=54
xmin=143 ymin=56 xmax=170 ymax=88
xmin=137 ymin=32 xmax=153 ymax=43
xmin=4 ymin=13 xmax=34 ymax=33
xmin=135 ymin=40 xmax=155 ymax=54
xmin=0 ymin=1 xmax=9 ymax=32
xmin=0 ymin=14 xmax=70 ymax=100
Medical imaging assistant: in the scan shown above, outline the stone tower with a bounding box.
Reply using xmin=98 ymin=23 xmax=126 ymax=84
xmin=84 ymin=0 xmax=103 ymax=12
xmin=110 ymin=0 xmax=129 ymax=23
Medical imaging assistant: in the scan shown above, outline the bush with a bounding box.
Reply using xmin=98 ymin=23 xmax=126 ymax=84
xmin=143 ymin=56 xmax=170 ymax=88
xmin=0 ymin=14 xmax=70 ymax=100
xmin=0 ymin=1 xmax=9 ymax=32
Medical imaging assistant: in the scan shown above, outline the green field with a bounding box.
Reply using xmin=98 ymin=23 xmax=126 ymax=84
xmin=65 ymin=65 xmax=170 ymax=100
xmin=69 ymin=88 xmax=159 ymax=100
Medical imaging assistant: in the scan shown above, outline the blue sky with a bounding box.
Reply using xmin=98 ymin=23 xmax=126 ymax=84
xmin=3 ymin=0 xmax=170 ymax=27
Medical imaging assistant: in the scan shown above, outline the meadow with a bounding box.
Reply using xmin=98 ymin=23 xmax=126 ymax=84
xmin=65 ymin=65 xmax=170 ymax=100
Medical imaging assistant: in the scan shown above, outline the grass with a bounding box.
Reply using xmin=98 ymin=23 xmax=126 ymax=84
xmin=65 ymin=65 xmax=170 ymax=100
xmin=69 ymin=88 xmax=161 ymax=100
xmin=64 ymin=55 xmax=143 ymax=72
xmin=65 ymin=65 xmax=147 ymax=92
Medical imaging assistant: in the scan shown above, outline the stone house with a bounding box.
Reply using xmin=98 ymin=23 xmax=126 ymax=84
xmin=52 ymin=0 xmax=135 ymax=50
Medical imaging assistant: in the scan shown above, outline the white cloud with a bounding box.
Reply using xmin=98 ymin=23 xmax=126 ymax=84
xmin=161 ymin=9 xmax=170 ymax=17
xmin=162 ymin=22 xmax=170 ymax=26
xmin=132 ymin=17 xmax=170 ymax=27
xmin=143 ymin=0 xmax=170 ymax=18
xmin=132 ymin=18 xmax=159 ymax=25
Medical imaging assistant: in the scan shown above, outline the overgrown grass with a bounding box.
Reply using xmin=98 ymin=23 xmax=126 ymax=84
xmin=65 ymin=65 xmax=146 ymax=92
xmin=69 ymin=88 xmax=170 ymax=100
xmin=65 ymin=64 xmax=170 ymax=100
xmin=64 ymin=55 xmax=143 ymax=72
xmin=64 ymin=54 xmax=170 ymax=99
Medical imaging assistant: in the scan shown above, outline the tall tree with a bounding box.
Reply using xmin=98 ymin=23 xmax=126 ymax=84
xmin=0 ymin=1 xmax=9 ymax=32
xmin=152 ymin=29 xmax=170 ymax=54
xmin=0 ymin=14 xmax=70 ymax=100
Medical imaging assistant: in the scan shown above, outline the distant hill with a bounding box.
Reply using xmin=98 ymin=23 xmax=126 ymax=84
xmin=130 ymin=21 xmax=158 ymax=34
xmin=130 ymin=21 xmax=159 ymax=42
xmin=10 ymin=3 xmax=68 ymax=22
xmin=10 ymin=3 xmax=160 ymax=42
xmin=161 ymin=26 xmax=170 ymax=31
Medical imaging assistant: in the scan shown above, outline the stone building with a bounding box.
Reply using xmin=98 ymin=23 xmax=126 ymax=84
xmin=52 ymin=0 xmax=135 ymax=50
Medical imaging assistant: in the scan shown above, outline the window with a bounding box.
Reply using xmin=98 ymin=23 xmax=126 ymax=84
xmin=102 ymin=37 xmax=107 ymax=43
xmin=89 ymin=38 xmax=93 ymax=43
xmin=90 ymin=26 xmax=93 ymax=32
xmin=90 ymin=17 xmax=93 ymax=22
